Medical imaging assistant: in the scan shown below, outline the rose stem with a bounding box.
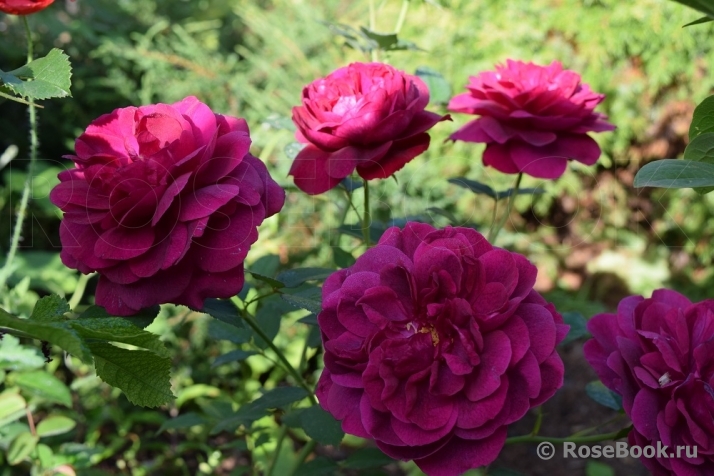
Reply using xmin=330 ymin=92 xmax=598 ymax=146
xmin=266 ymin=425 xmax=288 ymax=476
xmin=240 ymin=310 xmax=317 ymax=404
xmin=369 ymin=0 xmax=379 ymax=62
xmin=288 ymin=440 xmax=317 ymax=476
xmin=0 ymin=17 xmax=38 ymax=291
xmin=505 ymin=428 xmax=627 ymax=445
xmin=394 ymin=0 xmax=410 ymax=35
xmin=68 ymin=272 xmax=97 ymax=310
xmin=330 ymin=189 xmax=351 ymax=248
xmin=362 ymin=179 xmax=371 ymax=247
xmin=488 ymin=172 xmax=523 ymax=243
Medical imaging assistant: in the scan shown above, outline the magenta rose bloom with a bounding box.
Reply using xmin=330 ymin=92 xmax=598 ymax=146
xmin=289 ymin=62 xmax=449 ymax=195
xmin=584 ymin=290 xmax=714 ymax=475
xmin=50 ymin=96 xmax=285 ymax=316
xmin=448 ymin=60 xmax=615 ymax=179
xmin=316 ymin=223 xmax=568 ymax=476
xmin=0 ymin=0 xmax=54 ymax=15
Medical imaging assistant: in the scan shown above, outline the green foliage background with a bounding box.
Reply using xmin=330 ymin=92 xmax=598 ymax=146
xmin=1 ymin=0 xmax=714 ymax=474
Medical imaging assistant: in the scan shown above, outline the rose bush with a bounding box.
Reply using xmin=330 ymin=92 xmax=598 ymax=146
xmin=316 ymin=222 xmax=568 ymax=476
xmin=289 ymin=62 xmax=449 ymax=195
xmin=50 ymin=96 xmax=285 ymax=316
xmin=0 ymin=0 xmax=53 ymax=15
xmin=584 ymin=289 xmax=714 ymax=475
xmin=448 ymin=60 xmax=614 ymax=179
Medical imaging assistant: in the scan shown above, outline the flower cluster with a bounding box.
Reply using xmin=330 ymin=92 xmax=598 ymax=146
xmin=584 ymin=290 xmax=714 ymax=475
xmin=49 ymin=58 xmax=619 ymax=475
xmin=51 ymin=97 xmax=284 ymax=315
xmin=316 ymin=223 xmax=568 ymax=476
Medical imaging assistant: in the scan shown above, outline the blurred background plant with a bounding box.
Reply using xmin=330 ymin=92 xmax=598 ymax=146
xmin=1 ymin=0 xmax=713 ymax=474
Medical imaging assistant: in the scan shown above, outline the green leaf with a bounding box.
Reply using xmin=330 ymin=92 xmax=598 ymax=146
xmin=71 ymin=317 xmax=169 ymax=357
xmin=683 ymin=15 xmax=713 ymax=26
xmin=0 ymin=335 xmax=45 ymax=371
xmin=294 ymin=457 xmax=340 ymax=476
xmin=262 ymin=114 xmax=296 ymax=131
xmin=341 ymin=448 xmax=394 ymax=470
xmin=585 ymin=381 xmax=623 ymax=411
xmin=668 ymin=0 xmax=714 ymax=19
xmin=495 ymin=187 xmax=545 ymax=200
xmin=254 ymin=297 xmax=293 ymax=348
xmin=426 ymin=207 xmax=460 ymax=224
xmin=282 ymin=408 xmax=306 ymax=428
xmin=208 ymin=319 xmax=253 ymax=344
xmin=0 ymin=49 xmax=72 ymax=100
xmin=333 ymin=247 xmax=356 ymax=268
xmin=0 ymin=391 xmax=27 ymax=427
xmin=211 ymin=350 xmax=257 ymax=368
xmin=416 ymin=66 xmax=452 ymax=105
xmin=448 ymin=177 xmax=497 ymax=198
xmin=284 ymin=142 xmax=306 ymax=160
xmin=78 ymin=305 xmax=161 ymax=329
xmin=586 ymin=460 xmax=615 ymax=476
xmin=7 ymin=431 xmax=38 ymax=465
xmin=359 ymin=28 xmax=399 ymax=49
xmin=339 ymin=176 xmax=363 ymax=192
xmin=34 ymin=443 xmax=53 ymax=468
xmin=561 ymin=311 xmax=589 ymax=345
xmin=211 ymin=387 xmax=308 ymax=433
xmin=297 ymin=314 xmax=318 ymax=325
xmin=280 ymin=293 xmax=322 ymax=314
xmin=13 ymin=371 xmax=72 ymax=407
xmin=683 ymin=131 xmax=714 ymax=161
xmin=157 ymin=412 xmax=206 ymax=434
xmin=252 ymin=387 xmax=308 ymax=410
xmin=88 ymin=342 xmax=174 ymax=408
xmin=338 ymin=223 xmax=385 ymax=244
xmin=359 ymin=27 xmax=421 ymax=51
xmin=36 ymin=415 xmax=76 ymax=438
xmin=0 ymin=308 xmax=91 ymax=362
xmin=30 ymin=295 xmax=70 ymax=322
xmin=250 ymin=254 xmax=281 ymax=278
xmin=306 ymin=325 xmax=322 ymax=348
xmin=320 ymin=21 xmax=372 ymax=51
xmin=683 ymin=132 xmax=714 ymax=194
xmin=276 ymin=268 xmax=336 ymax=288
xmin=299 ymin=405 xmax=344 ymax=446
xmin=633 ymin=159 xmax=714 ymax=189
xmin=202 ymin=299 xmax=245 ymax=328
xmin=247 ymin=270 xmax=285 ymax=289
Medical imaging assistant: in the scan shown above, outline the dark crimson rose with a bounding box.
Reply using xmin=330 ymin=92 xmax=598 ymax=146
xmin=584 ymin=290 xmax=714 ymax=475
xmin=316 ymin=223 xmax=568 ymax=476
xmin=0 ymin=0 xmax=53 ymax=15
xmin=449 ymin=60 xmax=614 ymax=179
xmin=289 ymin=62 xmax=449 ymax=195
xmin=50 ymin=97 xmax=285 ymax=316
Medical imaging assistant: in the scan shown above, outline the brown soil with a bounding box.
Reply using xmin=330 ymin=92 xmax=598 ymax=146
xmin=492 ymin=341 xmax=650 ymax=476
